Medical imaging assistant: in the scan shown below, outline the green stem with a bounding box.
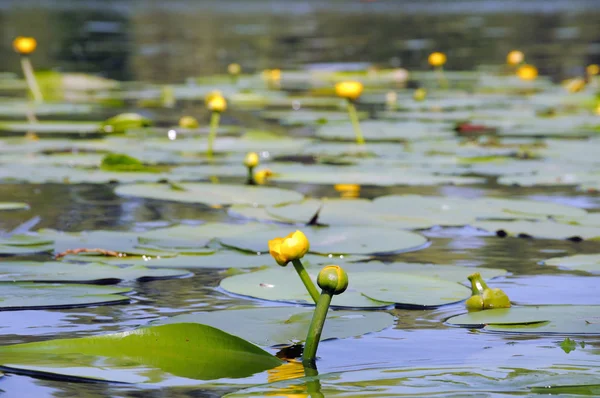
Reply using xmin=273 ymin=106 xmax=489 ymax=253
xmin=20 ymin=56 xmax=43 ymax=103
xmin=436 ymin=66 xmax=448 ymax=90
xmin=207 ymin=112 xmax=221 ymax=158
xmin=302 ymin=291 xmax=332 ymax=367
xmin=292 ymin=259 xmax=320 ymax=304
xmin=304 ymin=365 xmax=324 ymax=398
xmin=346 ymin=100 xmax=365 ymax=145
xmin=246 ymin=166 xmax=256 ymax=185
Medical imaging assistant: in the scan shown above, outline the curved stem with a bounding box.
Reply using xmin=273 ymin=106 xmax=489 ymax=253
xmin=21 ymin=56 xmax=43 ymax=103
xmin=346 ymin=100 xmax=365 ymax=145
xmin=207 ymin=112 xmax=221 ymax=158
xmin=302 ymin=291 xmax=332 ymax=367
xmin=291 ymin=259 xmax=320 ymax=303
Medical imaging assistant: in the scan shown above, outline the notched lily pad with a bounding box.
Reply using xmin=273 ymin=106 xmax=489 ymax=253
xmin=446 ymin=305 xmax=600 ymax=334
xmin=0 ymin=283 xmax=132 ymax=310
xmin=154 ymin=307 xmax=394 ymax=346
xmin=0 ymin=262 xmax=190 ymax=283
xmin=115 ymin=182 xmax=304 ymax=207
xmin=473 ymin=220 xmax=600 ymax=240
xmin=541 ymin=254 xmax=600 ymax=274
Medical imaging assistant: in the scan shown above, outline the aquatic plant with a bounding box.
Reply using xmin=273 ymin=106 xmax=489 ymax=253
xmin=228 ymin=63 xmax=241 ymax=84
xmin=506 ymin=50 xmax=524 ymax=66
xmin=303 ymin=265 xmax=349 ymax=367
xmin=206 ymin=94 xmax=227 ymax=158
xmin=428 ymin=51 xmax=448 ymax=88
xmin=335 ymin=81 xmax=365 ymax=145
xmin=413 ymin=87 xmax=427 ymax=101
xmin=465 ymin=272 xmax=511 ymax=311
xmin=101 ymin=113 xmax=152 ymax=134
xmin=244 ymin=151 xmax=259 ymax=185
xmin=268 ymin=230 xmax=319 ymax=302
xmin=517 ymin=64 xmax=538 ymax=81
xmin=13 ymin=36 xmax=43 ymax=103
xmin=178 ymin=115 xmax=199 ymax=129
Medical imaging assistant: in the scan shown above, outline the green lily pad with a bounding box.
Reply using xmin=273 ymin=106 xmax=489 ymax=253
xmin=446 ymin=305 xmax=600 ymax=334
xmin=0 ymin=323 xmax=282 ymax=383
xmin=220 ymin=226 xmax=428 ymax=255
xmin=155 ymin=307 xmax=394 ymax=346
xmin=220 ymin=266 xmax=471 ymax=309
xmin=115 ymin=183 xmax=304 ymax=207
xmin=0 ymin=234 xmax=54 ymax=255
xmin=0 ymin=283 xmax=132 ymax=310
xmin=0 ymin=121 xmax=101 ymax=135
xmin=473 ymin=220 xmax=600 ymax=240
xmin=0 ymin=262 xmax=189 ymax=283
xmin=541 ymin=254 xmax=600 ymax=273
xmin=0 ymin=202 xmax=29 ymax=211
xmin=316 ymin=120 xmax=453 ymax=142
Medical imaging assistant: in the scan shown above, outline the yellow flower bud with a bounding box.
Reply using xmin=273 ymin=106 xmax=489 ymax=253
xmin=255 ymin=168 xmax=274 ymax=185
xmin=207 ymin=95 xmax=227 ymax=112
xmin=268 ymin=230 xmax=310 ymax=266
xmin=506 ymin=50 xmax=524 ymax=66
xmin=244 ymin=152 xmax=259 ymax=168
xmin=227 ymin=63 xmax=241 ymax=75
xmin=317 ymin=265 xmax=349 ymax=295
xmin=335 ymin=81 xmax=364 ymax=101
xmin=517 ymin=64 xmax=538 ymax=81
xmin=428 ymin=52 xmax=446 ymax=67
xmin=13 ymin=36 xmax=37 ymax=55
xmin=587 ymin=64 xmax=600 ymax=76
xmin=564 ymin=77 xmax=586 ymax=93
xmin=204 ymin=90 xmax=223 ymax=105
xmin=178 ymin=116 xmax=199 ymax=129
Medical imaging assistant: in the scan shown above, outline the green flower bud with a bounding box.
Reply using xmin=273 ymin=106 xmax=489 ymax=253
xmin=317 ymin=265 xmax=348 ymax=295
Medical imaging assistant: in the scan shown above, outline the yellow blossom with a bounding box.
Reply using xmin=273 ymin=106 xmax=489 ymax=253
xmin=228 ymin=63 xmax=241 ymax=75
xmin=428 ymin=52 xmax=446 ymax=67
xmin=268 ymin=230 xmax=310 ymax=266
xmin=506 ymin=50 xmax=524 ymax=65
xmin=207 ymin=95 xmax=227 ymax=112
xmin=244 ymin=152 xmax=259 ymax=168
xmin=517 ymin=64 xmax=538 ymax=81
xmin=335 ymin=81 xmax=363 ymax=101
xmin=13 ymin=36 xmax=37 ymax=55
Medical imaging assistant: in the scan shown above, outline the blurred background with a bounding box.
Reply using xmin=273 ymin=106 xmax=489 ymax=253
xmin=1 ymin=0 xmax=599 ymax=82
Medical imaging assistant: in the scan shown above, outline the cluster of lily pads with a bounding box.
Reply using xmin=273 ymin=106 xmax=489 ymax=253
xmin=0 ymin=42 xmax=599 ymax=395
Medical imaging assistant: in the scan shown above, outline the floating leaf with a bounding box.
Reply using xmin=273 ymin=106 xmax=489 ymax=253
xmin=0 ymin=283 xmax=132 ymax=310
xmin=220 ymin=266 xmax=471 ymax=309
xmin=220 ymin=226 xmax=428 ymax=255
xmin=0 ymin=202 xmax=29 ymax=211
xmin=0 ymin=323 xmax=282 ymax=383
xmin=473 ymin=220 xmax=600 ymax=240
xmin=115 ymin=183 xmax=304 ymax=207
xmin=541 ymin=254 xmax=600 ymax=273
xmin=155 ymin=307 xmax=394 ymax=346
xmin=0 ymin=262 xmax=189 ymax=283
xmin=446 ymin=305 xmax=600 ymax=334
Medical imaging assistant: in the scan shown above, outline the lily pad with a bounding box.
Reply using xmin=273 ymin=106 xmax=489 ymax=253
xmin=220 ymin=266 xmax=471 ymax=309
xmin=0 ymin=323 xmax=282 ymax=383
xmin=115 ymin=183 xmax=304 ymax=207
xmin=0 ymin=202 xmax=29 ymax=211
xmin=0 ymin=283 xmax=132 ymax=310
xmin=155 ymin=307 xmax=394 ymax=346
xmin=473 ymin=220 xmax=600 ymax=240
xmin=0 ymin=121 xmax=101 ymax=135
xmin=541 ymin=254 xmax=600 ymax=273
xmin=0 ymin=262 xmax=189 ymax=283
xmin=446 ymin=305 xmax=600 ymax=335
xmin=316 ymin=120 xmax=453 ymax=142
xmin=220 ymin=226 xmax=428 ymax=255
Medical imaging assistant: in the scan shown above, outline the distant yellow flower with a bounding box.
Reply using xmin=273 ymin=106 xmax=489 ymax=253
xmin=506 ymin=50 xmax=524 ymax=66
xmin=270 ymin=69 xmax=282 ymax=81
xmin=244 ymin=152 xmax=259 ymax=168
xmin=517 ymin=64 xmax=538 ymax=81
xmin=268 ymin=230 xmax=310 ymax=266
xmin=587 ymin=64 xmax=600 ymax=76
xmin=255 ymin=168 xmax=274 ymax=185
xmin=227 ymin=63 xmax=241 ymax=75
xmin=207 ymin=95 xmax=227 ymax=112
xmin=334 ymin=183 xmax=360 ymax=198
xmin=204 ymin=90 xmax=223 ymax=105
xmin=563 ymin=77 xmax=586 ymax=93
xmin=13 ymin=36 xmax=37 ymax=55
xmin=413 ymin=87 xmax=427 ymax=101
xmin=335 ymin=81 xmax=363 ymax=101
xmin=428 ymin=52 xmax=446 ymax=67
xmin=178 ymin=116 xmax=199 ymax=129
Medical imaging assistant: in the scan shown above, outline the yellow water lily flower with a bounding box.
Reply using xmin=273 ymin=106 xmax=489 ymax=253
xmin=255 ymin=168 xmax=274 ymax=185
xmin=244 ymin=152 xmax=259 ymax=168
xmin=506 ymin=50 xmax=524 ymax=65
xmin=587 ymin=64 xmax=600 ymax=76
xmin=335 ymin=81 xmax=363 ymax=101
xmin=517 ymin=64 xmax=538 ymax=81
xmin=563 ymin=77 xmax=586 ymax=93
xmin=268 ymin=230 xmax=310 ymax=266
xmin=13 ymin=36 xmax=37 ymax=55
xmin=428 ymin=52 xmax=446 ymax=67
xmin=204 ymin=90 xmax=223 ymax=105
xmin=207 ymin=95 xmax=227 ymax=112
xmin=228 ymin=63 xmax=241 ymax=75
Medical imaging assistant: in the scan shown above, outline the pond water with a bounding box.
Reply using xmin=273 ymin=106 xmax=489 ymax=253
xmin=1 ymin=2 xmax=600 ymax=397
